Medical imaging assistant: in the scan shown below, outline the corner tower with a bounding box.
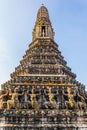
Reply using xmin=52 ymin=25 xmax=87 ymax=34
xmin=32 ymin=5 xmax=54 ymax=41
xmin=1 ymin=5 xmax=87 ymax=130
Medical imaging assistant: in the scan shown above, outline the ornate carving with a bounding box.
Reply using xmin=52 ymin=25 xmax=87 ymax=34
xmin=77 ymin=101 xmax=86 ymax=111
xmin=48 ymin=88 xmax=57 ymax=109
xmin=0 ymin=90 xmax=8 ymax=109
xmin=30 ymin=87 xmax=39 ymax=109
xmin=7 ymin=88 xmax=22 ymax=110
xmin=76 ymin=90 xmax=86 ymax=111
xmin=62 ymin=88 xmax=76 ymax=109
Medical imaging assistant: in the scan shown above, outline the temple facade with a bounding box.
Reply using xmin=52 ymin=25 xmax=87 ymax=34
xmin=1 ymin=5 xmax=87 ymax=130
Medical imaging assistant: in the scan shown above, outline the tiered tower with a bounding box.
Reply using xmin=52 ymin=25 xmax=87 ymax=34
xmin=1 ymin=5 xmax=87 ymax=130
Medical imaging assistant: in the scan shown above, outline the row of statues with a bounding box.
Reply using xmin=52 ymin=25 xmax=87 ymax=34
xmin=62 ymin=88 xmax=87 ymax=111
xmin=0 ymin=86 xmax=87 ymax=111
xmin=14 ymin=75 xmax=75 ymax=85
xmin=0 ymin=87 xmax=57 ymax=110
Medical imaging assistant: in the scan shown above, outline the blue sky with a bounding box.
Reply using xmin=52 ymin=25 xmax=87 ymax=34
xmin=0 ymin=0 xmax=87 ymax=89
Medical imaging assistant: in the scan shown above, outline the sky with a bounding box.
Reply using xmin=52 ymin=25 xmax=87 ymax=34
xmin=0 ymin=0 xmax=87 ymax=89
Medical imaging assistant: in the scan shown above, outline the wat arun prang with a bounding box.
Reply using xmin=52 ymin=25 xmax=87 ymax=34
xmin=0 ymin=5 xmax=87 ymax=130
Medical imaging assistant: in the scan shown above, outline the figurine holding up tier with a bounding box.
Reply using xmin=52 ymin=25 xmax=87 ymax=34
xmin=0 ymin=90 xmax=8 ymax=109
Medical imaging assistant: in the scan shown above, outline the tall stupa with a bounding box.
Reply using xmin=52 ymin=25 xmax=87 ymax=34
xmin=0 ymin=5 xmax=87 ymax=130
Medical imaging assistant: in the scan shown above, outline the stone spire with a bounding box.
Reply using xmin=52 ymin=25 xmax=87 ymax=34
xmin=32 ymin=5 xmax=55 ymax=41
